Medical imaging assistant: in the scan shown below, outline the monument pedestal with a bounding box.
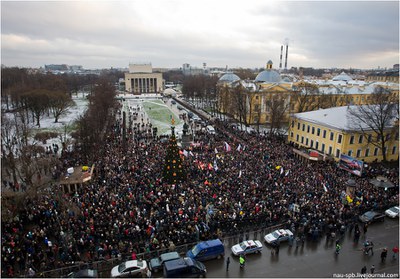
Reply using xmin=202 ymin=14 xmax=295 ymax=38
xmin=181 ymin=134 xmax=192 ymax=148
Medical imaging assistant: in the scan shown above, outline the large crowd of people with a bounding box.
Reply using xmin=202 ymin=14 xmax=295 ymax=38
xmin=1 ymin=101 xmax=398 ymax=277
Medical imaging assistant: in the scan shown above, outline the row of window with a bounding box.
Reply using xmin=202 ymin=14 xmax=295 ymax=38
xmin=292 ymin=121 xmax=398 ymax=144
xmin=291 ymin=132 xmax=398 ymax=158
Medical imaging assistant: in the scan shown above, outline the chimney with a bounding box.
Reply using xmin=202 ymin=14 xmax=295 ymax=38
xmin=279 ymin=45 xmax=283 ymax=70
xmin=284 ymin=44 xmax=289 ymax=71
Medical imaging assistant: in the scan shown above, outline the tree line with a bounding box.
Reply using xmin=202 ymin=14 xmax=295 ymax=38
xmin=1 ymin=67 xmax=118 ymax=216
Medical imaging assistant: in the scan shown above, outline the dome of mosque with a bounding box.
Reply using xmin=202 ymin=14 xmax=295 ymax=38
xmin=255 ymin=69 xmax=281 ymax=83
xmin=219 ymin=73 xmax=241 ymax=83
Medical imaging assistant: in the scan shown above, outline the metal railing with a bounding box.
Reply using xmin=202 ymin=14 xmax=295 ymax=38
xmin=35 ymin=222 xmax=287 ymax=278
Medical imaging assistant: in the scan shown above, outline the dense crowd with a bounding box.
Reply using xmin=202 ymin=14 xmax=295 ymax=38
xmin=1 ymin=105 xmax=398 ymax=277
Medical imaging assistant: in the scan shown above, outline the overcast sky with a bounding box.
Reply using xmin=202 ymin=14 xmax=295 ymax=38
xmin=1 ymin=0 xmax=399 ymax=70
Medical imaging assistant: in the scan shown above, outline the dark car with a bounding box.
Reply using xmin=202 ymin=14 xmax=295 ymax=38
xmin=67 ymin=269 xmax=98 ymax=278
xmin=359 ymin=211 xmax=385 ymax=223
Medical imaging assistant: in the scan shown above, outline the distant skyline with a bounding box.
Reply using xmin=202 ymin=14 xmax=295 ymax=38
xmin=1 ymin=0 xmax=399 ymax=70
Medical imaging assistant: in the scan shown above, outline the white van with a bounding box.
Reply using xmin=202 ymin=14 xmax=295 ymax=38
xmin=206 ymin=125 xmax=216 ymax=135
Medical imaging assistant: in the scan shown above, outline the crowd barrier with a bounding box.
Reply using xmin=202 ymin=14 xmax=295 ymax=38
xmin=34 ymin=222 xmax=286 ymax=278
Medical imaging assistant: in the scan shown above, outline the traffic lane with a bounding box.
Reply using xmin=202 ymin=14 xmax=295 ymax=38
xmin=204 ymin=218 xmax=399 ymax=278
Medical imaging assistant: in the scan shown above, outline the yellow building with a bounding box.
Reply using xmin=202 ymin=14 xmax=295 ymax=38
xmin=125 ymin=63 xmax=164 ymax=94
xmin=217 ymin=60 xmax=293 ymax=126
xmin=366 ymin=70 xmax=399 ymax=83
xmin=217 ymin=62 xmax=399 ymax=131
xmin=288 ymin=106 xmax=399 ymax=163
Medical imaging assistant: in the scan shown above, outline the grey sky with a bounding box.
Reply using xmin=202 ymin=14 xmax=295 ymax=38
xmin=1 ymin=0 xmax=399 ymax=70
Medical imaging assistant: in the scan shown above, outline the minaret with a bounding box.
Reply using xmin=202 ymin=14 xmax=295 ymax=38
xmin=279 ymin=45 xmax=283 ymax=70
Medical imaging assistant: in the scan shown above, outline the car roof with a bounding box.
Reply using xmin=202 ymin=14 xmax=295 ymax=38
xmin=160 ymin=252 xmax=180 ymax=261
xmin=124 ymin=260 xmax=145 ymax=268
xmin=241 ymin=240 xmax=256 ymax=246
xmin=68 ymin=269 xmax=98 ymax=278
xmin=199 ymin=239 xmax=222 ymax=247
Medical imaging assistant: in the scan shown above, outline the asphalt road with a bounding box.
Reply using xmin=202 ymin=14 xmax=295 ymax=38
xmin=201 ymin=218 xmax=399 ymax=278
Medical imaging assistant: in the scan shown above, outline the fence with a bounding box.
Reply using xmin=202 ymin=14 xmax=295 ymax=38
xmin=35 ymin=222 xmax=287 ymax=278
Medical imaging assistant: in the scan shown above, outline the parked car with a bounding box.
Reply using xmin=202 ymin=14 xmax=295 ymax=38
xmin=110 ymin=260 xmax=147 ymax=278
xmin=264 ymin=229 xmax=294 ymax=244
xmin=206 ymin=125 xmax=216 ymax=135
xmin=171 ymin=100 xmax=176 ymax=105
xmin=149 ymin=251 xmax=180 ymax=273
xmin=385 ymin=206 xmax=399 ymax=218
xmin=231 ymin=240 xmax=263 ymax=256
xmin=67 ymin=269 xmax=98 ymax=278
xmin=163 ymin=257 xmax=206 ymax=278
xmin=359 ymin=211 xmax=385 ymax=223
xmin=186 ymin=239 xmax=225 ymax=261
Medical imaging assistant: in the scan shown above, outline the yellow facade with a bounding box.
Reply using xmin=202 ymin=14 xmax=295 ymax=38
xmin=288 ymin=116 xmax=399 ymax=163
xmin=217 ymin=69 xmax=399 ymax=127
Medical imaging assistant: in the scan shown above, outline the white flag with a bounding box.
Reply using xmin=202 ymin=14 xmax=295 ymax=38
xmin=280 ymin=167 xmax=284 ymax=175
xmin=183 ymin=150 xmax=188 ymax=157
xmin=213 ymin=160 xmax=218 ymax=171
xmin=238 ymin=170 xmax=242 ymax=178
xmin=237 ymin=144 xmax=241 ymax=151
xmin=215 ymin=148 xmax=218 ymax=154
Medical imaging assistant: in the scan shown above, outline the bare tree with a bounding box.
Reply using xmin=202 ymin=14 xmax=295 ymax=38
xmin=21 ymin=89 xmax=51 ymax=127
xmin=266 ymin=94 xmax=290 ymax=135
xmin=348 ymin=86 xmax=399 ymax=162
xmin=48 ymin=90 xmax=76 ymax=123
xmin=292 ymin=82 xmax=320 ymax=112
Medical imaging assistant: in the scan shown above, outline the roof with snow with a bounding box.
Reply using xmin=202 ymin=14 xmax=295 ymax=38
xmin=292 ymin=105 xmax=396 ymax=132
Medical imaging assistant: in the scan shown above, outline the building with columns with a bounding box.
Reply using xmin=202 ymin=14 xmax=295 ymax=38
xmin=125 ymin=63 xmax=164 ymax=94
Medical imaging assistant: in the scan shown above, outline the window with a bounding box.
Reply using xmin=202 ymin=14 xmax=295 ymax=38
xmin=367 ymin=134 xmax=372 ymax=143
xmin=323 ymin=130 xmax=326 ymax=138
xmin=317 ymin=128 xmax=321 ymax=136
xmin=356 ymin=149 xmax=361 ymax=158
xmin=306 ymin=138 xmax=309 ymax=145
xmin=328 ymin=146 xmax=333 ymax=155
xmin=321 ymin=143 xmax=325 ymax=153
xmin=358 ymin=135 xmax=363 ymax=144
xmin=310 ymin=140 xmax=314 ymax=148
xmin=297 ymin=123 xmax=300 ymax=130
xmin=307 ymin=125 xmax=310 ymax=133
xmin=291 ymin=120 xmax=294 ymax=128
xmin=349 ymin=135 xmax=354 ymax=144
xmin=302 ymin=124 xmax=305 ymax=131
xmin=348 ymin=150 xmax=353 ymax=156
xmin=374 ymin=148 xmax=379 ymax=156
xmin=336 ymin=149 xmax=340 ymax=158
xmin=315 ymin=141 xmax=319 ymax=150
xmin=330 ymin=132 xmax=334 ymax=141
xmin=392 ymin=146 xmax=397 ymax=155
xmin=290 ymin=132 xmax=293 ymax=138
xmin=383 ymin=147 xmax=387 ymax=155
xmin=296 ymin=134 xmax=299 ymax=142
xmin=386 ymin=134 xmax=391 ymax=141
xmin=312 ymin=127 xmax=315 ymax=134
xmin=338 ymin=134 xmax=342 ymax=144
xmin=365 ymin=149 xmax=369 ymax=157
xmin=301 ymin=136 xmax=304 ymax=144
